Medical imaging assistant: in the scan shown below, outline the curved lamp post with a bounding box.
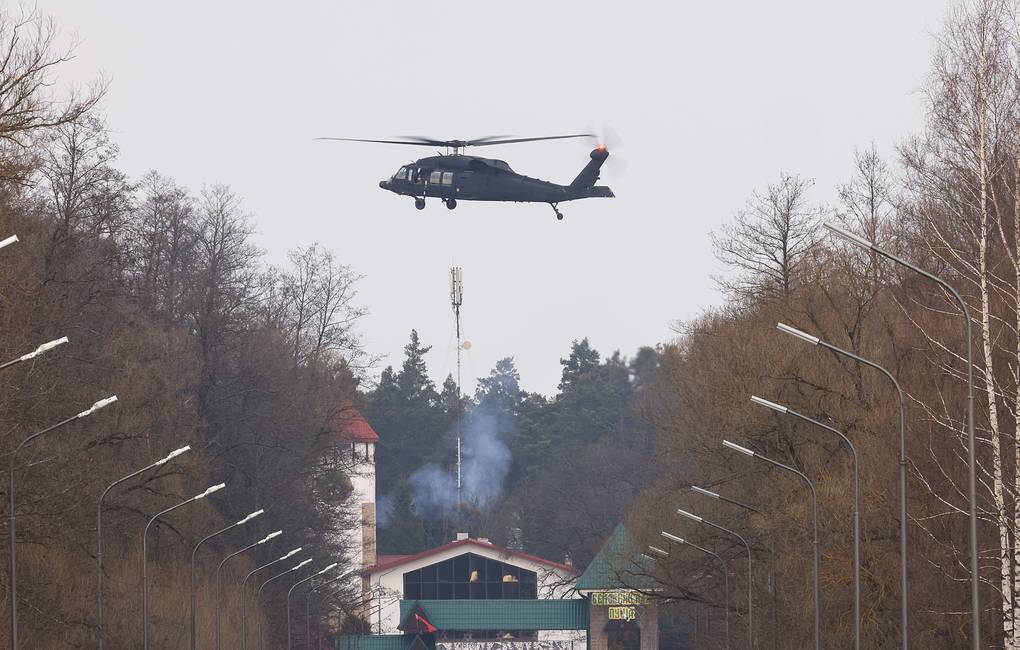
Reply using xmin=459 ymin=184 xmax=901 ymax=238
xmin=190 ymin=509 xmax=264 ymax=650
xmin=691 ymin=486 xmax=778 ymax=650
xmin=305 ymin=568 xmax=356 ymax=650
xmin=286 ymin=563 xmax=338 ymax=650
xmin=97 ymin=444 xmax=191 ymax=649
xmin=752 ymin=393 xmax=860 ymax=650
xmin=0 ymin=336 xmax=68 ymax=372
xmin=142 ymin=483 xmax=225 ymax=650
xmin=778 ymin=320 xmax=909 ymax=649
xmin=241 ymin=547 xmax=302 ymax=650
xmin=0 ymin=234 xmax=18 ymax=250
xmin=824 ymin=221 xmax=980 ymax=649
xmin=9 ymin=394 xmax=117 ymax=650
xmin=723 ymin=439 xmax=820 ymax=650
xmin=257 ymin=559 xmax=313 ymax=650
xmin=655 ymin=535 xmax=731 ymax=650
xmin=215 ymin=530 xmax=282 ymax=650
xmin=676 ymin=508 xmax=754 ymax=648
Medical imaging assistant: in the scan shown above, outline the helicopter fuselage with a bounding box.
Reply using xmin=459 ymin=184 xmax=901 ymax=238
xmin=377 ymin=147 xmax=614 ymax=218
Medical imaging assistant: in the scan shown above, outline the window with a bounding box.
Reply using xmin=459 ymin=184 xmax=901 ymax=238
xmin=393 ymin=166 xmax=407 ymax=180
xmin=429 ymin=170 xmax=442 ymax=185
xmin=441 ymin=171 xmax=454 ymax=185
xmin=402 ymin=553 xmax=538 ymax=601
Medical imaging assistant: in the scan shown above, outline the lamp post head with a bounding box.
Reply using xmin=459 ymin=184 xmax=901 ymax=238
xmin=22 ymin=336 xmax=69 ymax=361
xmin=0 ymin=234 xmax=18 ymax=250
xmin=676 ymin=508 xmax=704 ymax=523
xmin=237 ymin=509 xmax=264 ymax=525
xmin=691 ymin=486 xmax=720 ymax=500
xmin=157 ymin=445 xmax=191 ymax=465
xmin=259 ymin=531 xmax=283 ymax=544
xmin=316 ymin=562 xmax=339 ymax=576
xmin=722 ymin=440 xmax=755 ymax=457
xmin=281 ymin=547 xmax=302 ymax=560
xmin=776 ymin=322 xmax=820 ymax=345
xmin=647 ymin=545 xmax=670 ymax=558
xmin=661 ymin=531 xmax=685 ymax=545
xmin=823 ymin=222 xmax=875 ymax=249
xmin=196 ymin=483 xmax=226 ymax=500
xmin=292 ymin=558 xmax=313 ymax=571
xmin=751 ymin=395 xmax=787 ymax=414
xmin=78 ymin=395 xmax=118 ymax=418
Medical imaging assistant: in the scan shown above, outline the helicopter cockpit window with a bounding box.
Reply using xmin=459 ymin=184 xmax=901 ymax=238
xmin=429 ymin=170 xmax=442 ymax=185
xmin=441 ymin=172 xmax=454 ymax=185
xmin=394 ymin=167 xmax=407 ymax=180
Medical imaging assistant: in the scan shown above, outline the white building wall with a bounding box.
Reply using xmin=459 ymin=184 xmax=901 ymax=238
xmin=338 ymin=441 xmax=376 ymax=609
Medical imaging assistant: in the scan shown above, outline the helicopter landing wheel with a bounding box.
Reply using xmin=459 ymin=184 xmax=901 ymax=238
xmin=446 ymin=198 xmax=457 ymax=210
xmin=414 ymin=198 xmax=426 ymax=210
xmin=550 ymin=203 xmax=564 ymax=220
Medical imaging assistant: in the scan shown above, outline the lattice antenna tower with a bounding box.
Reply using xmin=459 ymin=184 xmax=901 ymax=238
xmin=449 ymin=267 xmax=464 ymax=512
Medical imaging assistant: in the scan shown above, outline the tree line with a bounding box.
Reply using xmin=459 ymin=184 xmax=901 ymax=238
xmin=0 ymin=6 xmax=369 ymax=647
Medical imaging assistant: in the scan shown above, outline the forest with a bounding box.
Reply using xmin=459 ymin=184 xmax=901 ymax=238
xmin=3 ymin=0 xmax=1020 ymax=648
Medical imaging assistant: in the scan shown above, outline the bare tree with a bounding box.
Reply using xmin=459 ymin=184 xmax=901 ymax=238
xmin=0 ymin=4 xmax=106 ymax=184
xmin=711 ymin=172 xmax=824 ymax=303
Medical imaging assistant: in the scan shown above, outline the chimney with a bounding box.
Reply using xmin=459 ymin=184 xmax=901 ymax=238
xmin=563 ymin=553 xmax=573 ymax=567
xmin=455 ymin=532 xmax=470 ymax=542
xmin=478 ymin=538 xmax=491 ymax=545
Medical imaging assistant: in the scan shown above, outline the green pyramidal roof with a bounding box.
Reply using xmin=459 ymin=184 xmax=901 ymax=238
xmin=575 ymin=523 xmax=656 ymax=591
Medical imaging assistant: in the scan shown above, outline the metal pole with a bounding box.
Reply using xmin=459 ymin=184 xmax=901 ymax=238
xmin=676 ymin=510 xmax=754 ymax=648
xmin=97 ymin=446 xmax=189 ymax=649
xmin=825 ymin=221 xmax=979 ymax=648
xmin=191 ymin=511 xmax=263 ymax=650
xmin=753 ymin=396 xmax=860 ymax=650
xmin=143 ymin=484 xmax=224 ymax=650
xmin=215 ymin=531 xmax=281 ymax=650
xmin=656 ymin=536 xmax=731 ymax=650
xmin=285 ymin=565 xmax=336 ymax=650
xmin=258 ymin=560 xmax=313 ymax=650
xmin=777 ymin=321 xmax=909 ymax=649
xmin=240 ymin=548 xmax=302 ymax=650
xmin=10 ymin=396 xmax=116 ymax=650
xmin=723 ymin=440 xmax=821 ymax=650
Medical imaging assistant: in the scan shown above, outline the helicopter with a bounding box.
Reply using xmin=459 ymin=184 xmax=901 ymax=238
xmin=316 ymin=134 xmax=615 ymax=220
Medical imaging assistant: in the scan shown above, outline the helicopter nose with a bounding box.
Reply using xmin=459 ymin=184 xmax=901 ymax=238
xmin=379 ymin=179 xmax=390 ymax=190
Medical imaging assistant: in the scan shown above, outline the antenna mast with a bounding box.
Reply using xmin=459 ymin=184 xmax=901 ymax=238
xmin=449 ymin=267 xmax=464 ymax=515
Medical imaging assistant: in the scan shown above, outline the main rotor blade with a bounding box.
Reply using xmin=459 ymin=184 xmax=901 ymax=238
xmin=314 ymin=137 xmax=447 ymax=147
xmin=467 ymin=134 xmax=596 ymax=147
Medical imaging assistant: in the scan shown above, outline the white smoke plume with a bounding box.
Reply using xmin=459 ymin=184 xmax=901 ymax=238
xmin=410 ymin=406 xmax=512 ymax=514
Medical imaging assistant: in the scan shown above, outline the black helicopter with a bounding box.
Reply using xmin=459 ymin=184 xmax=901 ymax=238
xmin=316 ymin=134 xmax=614 ymax=220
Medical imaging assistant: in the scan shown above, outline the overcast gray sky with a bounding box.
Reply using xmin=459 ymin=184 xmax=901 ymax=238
xmin=39 ymin=0 xmax=950 ymax=395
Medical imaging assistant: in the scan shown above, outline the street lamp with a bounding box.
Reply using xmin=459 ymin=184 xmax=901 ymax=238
xmin=824 ymin=220 xmax=980 ymax=648
xmin=191 ymin=509 xmax=264 ymax=650
xmin=690 ymin=486 xmax=778 ymax=650
xmin=215 ymin=530 xmax=283 ymax=650
xmin=656 ymin=534 xmax=731 ymax=650
xmin=258 ymin=559 xmax=314 ymax=650
xmin=305 ymin=568 xmax=356 ymax=650
xmin=142 ymin=483 xmax=225 ymax=650
xmin=96 ymin=444 xmax=191 ymax=649
xmin=9 ymin=394 xmax=118 ymax=650
xmin=752 ymin=393 xmax=861 ymax=650
xmin=286 ymin=563 xmax=338 ymax=650
xmin=676 ymin=509 xmax=753 ymax=648
xmin=723 ymin=439 xmax=821 ymax=650
xmin=777 ymin=320 xmax=909 ymax=649
xmin=241 ymin=548 xmax=303 ymax=650
xmin=0 ymin=234 xmax=18 ymax=250
xmin=0 ymin=336 xmax=68 ymax=372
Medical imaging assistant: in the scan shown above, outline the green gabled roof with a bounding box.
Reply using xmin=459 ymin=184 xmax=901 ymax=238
xmin=337 ymin=635 xmax=435 ymax=650
xmin=398 ymin=599 xmax=588 ymax=631
xmin=575 ymin=523 xmax=655 ymax=591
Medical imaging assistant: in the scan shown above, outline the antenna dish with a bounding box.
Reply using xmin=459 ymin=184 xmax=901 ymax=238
xmin=461 ymin=341 xmax=472 ymax=350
